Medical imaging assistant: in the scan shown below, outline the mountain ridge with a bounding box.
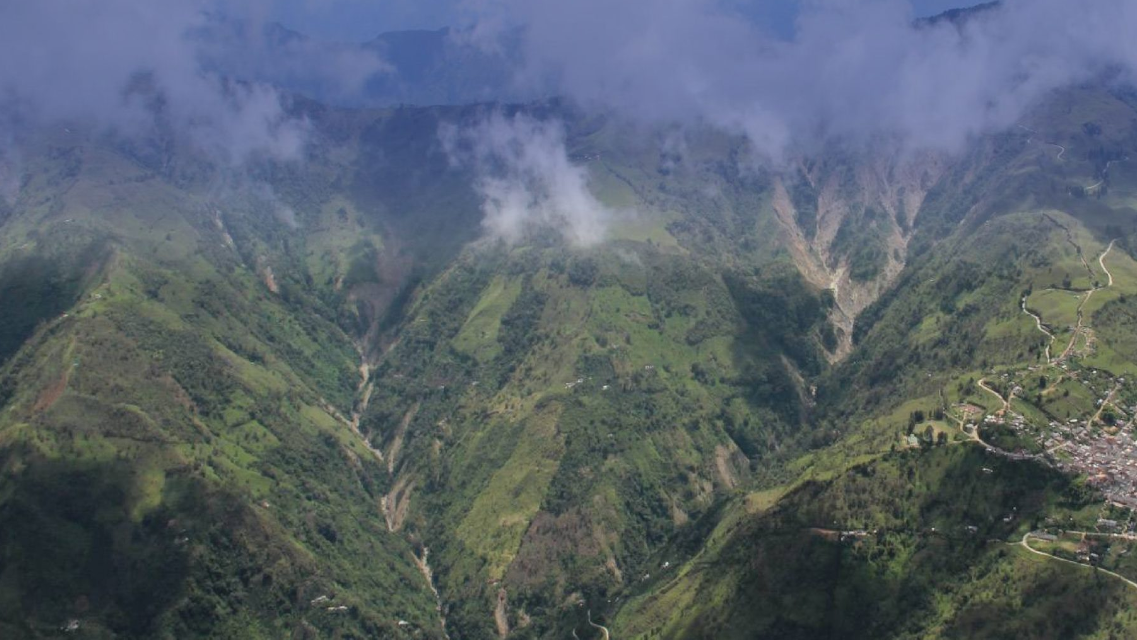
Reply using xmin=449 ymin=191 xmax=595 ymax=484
xmin=4 ymin=79 xmax=1137 ymax=638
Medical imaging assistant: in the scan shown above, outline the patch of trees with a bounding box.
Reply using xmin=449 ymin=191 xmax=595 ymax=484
xmin=0 ymin=243 xmax=104 ymax=365
xmin=830 ymin=207 xmax=891 ymax=283
xmin=493 ymin=281 xmax=548 ymax=382
xmin=724 ymin=264 xmax=832 ymax=376
xmin=790 ymin=176 xmax=820 ymax=241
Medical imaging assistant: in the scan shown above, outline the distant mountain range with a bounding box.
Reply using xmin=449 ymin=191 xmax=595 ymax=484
xmin=203 ymin=3 xmax=1003 ymax=108
xmin=198 ymin=18 xmax=533 ymax=107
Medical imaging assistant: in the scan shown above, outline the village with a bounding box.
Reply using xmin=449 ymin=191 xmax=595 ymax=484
xmin=960 ymin=364 xmax=1137 ymax=510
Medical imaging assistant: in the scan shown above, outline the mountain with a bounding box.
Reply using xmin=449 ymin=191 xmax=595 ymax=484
xmin=202 ymin=3 xmax=1004 ymax=110
xmin=916 ymin=1 xmax=1001 ymax=27
xmin=612 ymin=84 xmax=1137 ymax=637
xmin=197 ymin=19 xmax=529 ymax=108
xmin=361 ymin=28 xmax=531 ymax=106
xmin=4 ymin=80 xmax=1137 ymax=639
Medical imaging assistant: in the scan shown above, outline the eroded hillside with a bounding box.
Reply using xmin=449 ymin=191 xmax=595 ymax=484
xmin=3 ymin=84 xmax=1137 ymax=639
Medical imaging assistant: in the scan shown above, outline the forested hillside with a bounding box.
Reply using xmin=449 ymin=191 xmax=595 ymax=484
xmin=4 ymin=80 xmax=1137 ymax=639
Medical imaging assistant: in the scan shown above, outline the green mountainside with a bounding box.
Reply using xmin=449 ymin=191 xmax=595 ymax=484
xmin=3 ymin=84 xmax=1137 ymax=639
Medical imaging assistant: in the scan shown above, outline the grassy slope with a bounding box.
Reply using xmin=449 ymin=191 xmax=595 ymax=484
xmin=612 ymin=85 xmax=1137 ymax=639
xmin=362 ymin=240 xmax=835 ymax=637
xmin=0 ymin=116 xmax=475 ymax=637
xmin=5 ymin=84 xmax=1137 ymax=640
xmin=614 ymin=446 xmax=1136 ymax=640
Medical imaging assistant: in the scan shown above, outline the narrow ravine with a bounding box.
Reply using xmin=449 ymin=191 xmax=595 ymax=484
xmin=412 ymin=546 xmax=450 ymax=640
xmin=346 ymin=353 xmax=384 ymax=463
xmin=1044 ymin=214 xmax=1094 ymax=279
xmin=346 ymin=341 xmax=449 ymax=638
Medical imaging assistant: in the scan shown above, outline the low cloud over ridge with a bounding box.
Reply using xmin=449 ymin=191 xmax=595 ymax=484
xmin=0 ymin=0 xmax=385 ymax=165
xmin=465 ymin=0 xmax=1137 ymax=157
xmin=440 ymin=111 xmax=612 ymax=246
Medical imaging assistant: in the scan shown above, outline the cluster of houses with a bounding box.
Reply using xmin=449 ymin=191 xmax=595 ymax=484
xmin=997 ymin=405 xmax=1137 ymax=507
xmin=967 ymin=366 xmax=1137 ymax=506
xmin=1056 ymin=429 xmax=1137 ymax=508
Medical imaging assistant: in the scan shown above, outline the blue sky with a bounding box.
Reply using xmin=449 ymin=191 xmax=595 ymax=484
xmin=270 ymin=0 xmax=978 ymax=42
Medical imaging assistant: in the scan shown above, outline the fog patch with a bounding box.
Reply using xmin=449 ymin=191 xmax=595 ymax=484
xmin=196 ymin=18 xmax=391 ymax=106
xmin=250 ymin=182 xmax=299 ymax=229
xmin=613 ymin=247 xmax=644 ymax=268
xmin=0 ymin=1 xmax=318 ymax=165
xmin=0 ymin=136 xmax=21 ymax=206
xmin=464 ymin=0 xmax=1137 ymax=159
xmin=441 ymin=111 xmax=612 ymax=247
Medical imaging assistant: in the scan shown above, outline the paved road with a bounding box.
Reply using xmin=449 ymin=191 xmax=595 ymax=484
xmin=588 ymin=610 xmax=611 ymax=640
xmin=1020 ymin=533 xmax=1137 ymax=590
xmin=1068 ymin=530 xmax=1137 ymax=543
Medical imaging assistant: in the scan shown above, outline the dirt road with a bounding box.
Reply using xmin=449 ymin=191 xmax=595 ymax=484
xmin=977 ymin=379 xmax=1010 ymax=415
xmin=1021 ymin=296 xmax=1054 ymax=363
xmin=1099 ymin=240 xmax=1116 ymax=287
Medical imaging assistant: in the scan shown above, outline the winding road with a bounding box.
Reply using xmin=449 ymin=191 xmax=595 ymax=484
xmin=587 ymin=610 xmax=611 ymax=640
xmin=1083 ymin=240 xmax=1116 ymax=308
xmin=977 ymin=379 xmax=1010 ymax=415
xmin=1021 ymin=296 xmax=1054 ymax=363
xmin=1020 ymin=533 xmax=1137 ymax=590
xmin=1054 ymin=239 xmax=1116 ymax=362
xmin=1099 ymin=240 xmax=1116 ymax=287
xmin=1086 ymin=158 xmax=1127 ymax=193
xmin=949 ymin=404 xmax=1023 ymax=458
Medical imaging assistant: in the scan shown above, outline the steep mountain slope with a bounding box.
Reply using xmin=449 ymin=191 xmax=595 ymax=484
xmin=610 ymin=85 xmax=1137 ymax=638
xmin=3 ymin=80 xmax=1137 ymax=640
xmin=0 ymin=103 xmax=867 ymax=638
xmin=614 ymin=446 xmax=1130 ymax=639
xmin=0 ymin=110 xmax=486 ymax=637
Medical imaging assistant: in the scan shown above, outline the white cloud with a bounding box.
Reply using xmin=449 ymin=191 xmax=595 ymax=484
xmin=462 ymin=0 xmax=1137 ymax=158
xmin=0 ymin=0 xmax=316 ymax=164
xmin=441 ymin=111 xmax=611 ymax=246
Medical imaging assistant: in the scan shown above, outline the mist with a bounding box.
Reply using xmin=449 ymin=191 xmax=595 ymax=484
xmin=0 ymin=0 xmax=379 ymax=165
xmin=465 ymin=0 xmax=1137 ymax=158
xmin=440 ymin=111 xmax=612 ymax=246
xmin=438 ymin=0 xmax=1137 ymax=244
xmin=4 ymin=0 xmax=1137 ymax=244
